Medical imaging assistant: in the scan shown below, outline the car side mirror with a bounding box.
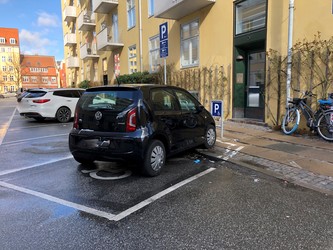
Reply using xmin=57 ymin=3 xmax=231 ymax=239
xmin=196 ymin=105 xmax=204 ymax=113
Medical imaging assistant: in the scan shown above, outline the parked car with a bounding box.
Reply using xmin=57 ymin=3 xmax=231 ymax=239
xmin=69 ymin=84 xmax=216 ymax=176
xmin=17 ymin=88 xmax=85 ymax=122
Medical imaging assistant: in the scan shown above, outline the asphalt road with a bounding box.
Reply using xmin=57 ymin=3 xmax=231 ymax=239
xmin=0 ymin=97 xmax=333 ymax=250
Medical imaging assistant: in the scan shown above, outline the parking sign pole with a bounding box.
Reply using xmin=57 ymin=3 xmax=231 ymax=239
xmin=164 ymin=58 xmax=167 ymax=85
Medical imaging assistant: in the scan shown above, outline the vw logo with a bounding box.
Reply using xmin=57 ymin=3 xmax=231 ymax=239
xmin=95 ymin=111 xmax=103 ymax=121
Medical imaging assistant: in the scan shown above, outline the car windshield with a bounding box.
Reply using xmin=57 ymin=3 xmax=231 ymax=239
xmin=79 ymin=90 xmax=135 ymax=112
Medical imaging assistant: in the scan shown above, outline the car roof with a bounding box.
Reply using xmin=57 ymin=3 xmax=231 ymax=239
xmin=85 ymin=84 xmax=185 ymax=92
xmin=28 ymin=88 xmax=85 ymax=92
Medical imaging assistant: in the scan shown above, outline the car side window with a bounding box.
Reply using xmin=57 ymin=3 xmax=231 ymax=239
xmin=174 ymin=90 xmax=197 ymax=112
xmin=53 ymin=90 xmax=74 ymax=98
xmin=72 ymin=90 xmax=83 ymax=98
xmin=151 ymin=89 xmax=178 ymax=111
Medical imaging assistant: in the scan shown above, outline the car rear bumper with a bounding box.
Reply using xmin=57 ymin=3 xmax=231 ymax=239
xmin=69 ymin=128 xmax=149 ymax=163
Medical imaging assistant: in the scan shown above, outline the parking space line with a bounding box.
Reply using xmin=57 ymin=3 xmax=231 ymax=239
xmin=0 ymin=167 xmax=216 ymax=222
xmin=0 ymin=180 xmax=116 ymax=220
xmin=0 ymin=107 xmax=16 ymax=146
xmin=112 ymin=167 xmax=216 ymax=221
xmin=0 ymin=155 xmax=73 ymax=176
xmin=1 ymin=133 xmax=68 ymax=146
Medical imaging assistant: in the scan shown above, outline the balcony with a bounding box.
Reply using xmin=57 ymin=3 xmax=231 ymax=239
xmin=96 ymin=26 xmax=124 ymax=51
xmin=93 ymin=0 xmax=118 ymax=14
xmin=154 ymin=0 xmax=215 ymax=20
xmin=66 ymin=57 xmax=79 ymax=68
xmin=63 ymin=6 xmax=76 ymax=22
xmin=80 ymin=43 xmax=99 ymax=60
xmin=64 ymin=33 xmax=77 ymax=46
xmin=77 ymin=11 xmax=96 ymax=31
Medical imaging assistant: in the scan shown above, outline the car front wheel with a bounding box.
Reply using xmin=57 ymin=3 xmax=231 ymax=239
xmin=203 ymin=125 xmax=216 ymax=149
xmin=142 ymin=140 xmax=166 ymax=177
xmin=56 ymin=107 xmax=71 ymax=123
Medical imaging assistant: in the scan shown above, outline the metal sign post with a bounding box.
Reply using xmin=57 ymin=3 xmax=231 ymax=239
xmin=159 ymin=22 xmax=168 ymax=85
xmin=211 ymin=100 xmax=223 ymax=139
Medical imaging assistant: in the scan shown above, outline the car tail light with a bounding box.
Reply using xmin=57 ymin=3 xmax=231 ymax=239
xmin=33 ymin=99 xmax=50 ymax=104
xmin=73 ymin=110 xmax=79 ymax=129
xmin=126 ymin=108 xmax=137 ymax=132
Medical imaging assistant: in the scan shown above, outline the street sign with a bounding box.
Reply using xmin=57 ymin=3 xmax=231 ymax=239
xmin=211 ymin=100 xmax=224 ymax=138
xmin=159 ymin=22 xmax=168 ymax=58
xmin=211 ymin=100 xmax=222 ymax=117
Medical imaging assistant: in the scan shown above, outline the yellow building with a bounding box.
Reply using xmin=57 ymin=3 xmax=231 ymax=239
xmin=61 ymin=0 xmax=333 ymax=126
xmin=0 ymin=27 xmax=21 ymax=94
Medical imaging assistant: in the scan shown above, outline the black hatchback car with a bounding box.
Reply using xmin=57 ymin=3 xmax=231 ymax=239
xmin=69 ymin=84 xmax=216 ymax=176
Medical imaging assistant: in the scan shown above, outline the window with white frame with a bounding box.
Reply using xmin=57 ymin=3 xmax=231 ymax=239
xmin=10 ymin=38 xmax=16 ymax=44
xmin=2 ymin=66 xmax=6 ymax=71
xmin=31 ymin=76 xmax=37 ymax=82
xmin=7 ymin=47 xmax=11 ymax=52
xmin=3 ymin=75 xmax=7 ymax=81
xmin=9 ymin=66 xmax=13 ymax=72
xmin=127 ymin=0 xmax=136 ymax=29
xmin=9 ymin=75 xmax=14 ymax=81
xmin=42 ymin=77 xmax=48 ymax=83
xmin=51 ymin=77 xmax=56 ymax=83
xmin=10 ymin=86 xmax=15 ymax=92
xmin=23 ymin=76 xmax=29 ymax=82
xmin=1 ymin=48 xmax=5 ymax=52
xmin=4 ymin=86 xmax=8 ymax=92
xmin=128 ymin=45 xmax=137 ymax=74
xmin=148 ymin=0 xmax=154 ymax=17
xmin=8 ymin=56 xmax=12 ymax=62
xmin=149 ymin=35 xmax=160 ymax=73
xmin=2 ymin=56 xmax=5 ymax=62
xmin=0 ymin=37 xmax=5 ymax=44
xmin=181 ymin=20 xmax=199 ymax=68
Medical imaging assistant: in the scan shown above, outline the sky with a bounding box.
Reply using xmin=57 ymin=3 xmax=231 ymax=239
xmin=0 ymin=0 xmax=64 ymax=62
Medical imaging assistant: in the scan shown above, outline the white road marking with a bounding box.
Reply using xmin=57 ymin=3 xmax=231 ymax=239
xmin=216 ymin=139 xmax=236 ymax=147
xmin=0 ymin=181 xmax=116 ymax=220
xmin=222 ymin=146 xmax=244 ymax=161
xmin=290 ymin=161 xmax=302 ymax=169
xmin=0 ymin=167 xmax=216 ymax=221
xmin=0 ymin=155 xmax=73 ymax=176
xmin=1 ymin=133 xmax=68 ymax=146
xmin=0 ymin=108 xmax=16 ymax=146
xmin=112 ymin=168 xmax=216 ymax=221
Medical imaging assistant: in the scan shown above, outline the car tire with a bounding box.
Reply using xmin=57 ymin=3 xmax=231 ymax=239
xmin=203 ymin=125 xmax=216 ymax=149
xmin=56 ymin=107 xmax=71 ymax=123
xmin=142 ymin=140 xmax=166 ymax=177
xmin=74 ymin=156 xmax=94 ymax=165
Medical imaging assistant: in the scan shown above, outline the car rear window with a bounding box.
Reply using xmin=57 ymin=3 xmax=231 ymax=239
xmin=25 ymin=91 xmax=47 ymax=98
xmin=78 ymin=90 xmax=136 ymax=112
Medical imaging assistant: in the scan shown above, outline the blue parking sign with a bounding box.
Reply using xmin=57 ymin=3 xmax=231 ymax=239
xmin=211 ymin=100 xmax=222 ymax=117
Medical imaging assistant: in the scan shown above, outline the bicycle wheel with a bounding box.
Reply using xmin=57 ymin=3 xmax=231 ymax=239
xmin=317 ymin=110 xmax=333 ymax=141
xmin=282 ymin=107 xmax=300 ymax=135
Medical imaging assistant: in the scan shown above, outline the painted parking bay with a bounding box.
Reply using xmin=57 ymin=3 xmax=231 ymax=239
xmin=0 ymin=153 xmax=216 ymax=221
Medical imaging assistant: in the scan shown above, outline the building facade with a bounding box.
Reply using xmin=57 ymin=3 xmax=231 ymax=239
xmin=61 ymin=0 xmax=333 ymax=125
xmin=20 ymin=55 xmax=59 ymax=89
xmin=0 ymin=27 xmax=20 ymax=94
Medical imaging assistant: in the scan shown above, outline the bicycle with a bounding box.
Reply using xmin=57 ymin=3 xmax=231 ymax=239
xmin=281 ymin=91 xmax=333 ymax=141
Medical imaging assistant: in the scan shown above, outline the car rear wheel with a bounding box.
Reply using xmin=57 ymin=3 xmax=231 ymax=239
xmin=56 ymin=107 xmax=71 ymax=123
xmin=203 ymin=125 xmax=216 ymax=149
xmin=142 ymin=140 xmax=166 ymax=177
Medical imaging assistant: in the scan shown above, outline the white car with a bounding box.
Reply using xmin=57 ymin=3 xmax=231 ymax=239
xmin=17 ymin=88 xmax=85 ymax=122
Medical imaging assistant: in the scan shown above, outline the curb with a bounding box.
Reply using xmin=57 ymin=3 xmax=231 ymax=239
xmin=197 ymin=149 xmax=333 ymax=196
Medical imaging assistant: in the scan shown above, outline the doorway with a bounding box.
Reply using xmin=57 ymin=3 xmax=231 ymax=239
xmin=245 ymin=51 xmax=265 ymax=119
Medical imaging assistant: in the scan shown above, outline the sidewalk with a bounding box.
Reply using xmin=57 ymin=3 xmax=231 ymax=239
xmin=199 ymin=120 xmax=333 ymax=195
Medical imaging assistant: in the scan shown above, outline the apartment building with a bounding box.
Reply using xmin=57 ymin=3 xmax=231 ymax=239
xmin=20 ymin=55 xmax=59 ymax=89
xmin=0 ymin=27 xmax=20 ymax=94
xmin=61 ymin=0 xmax=333 ymax=125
